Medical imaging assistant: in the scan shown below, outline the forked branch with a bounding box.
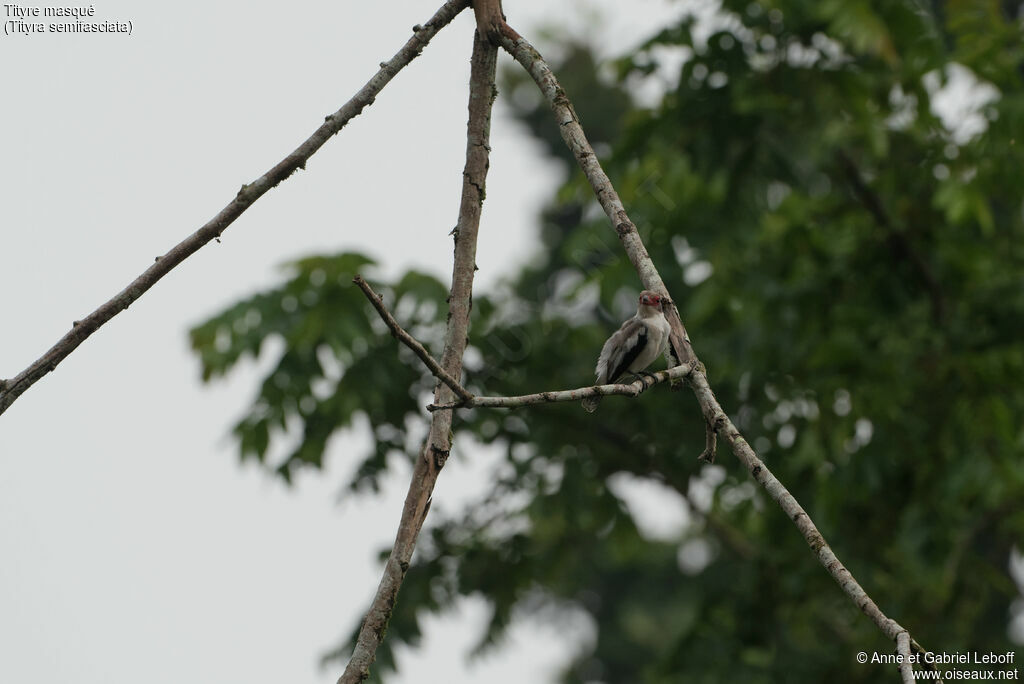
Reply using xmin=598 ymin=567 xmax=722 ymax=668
xmin=0 ymin=0 xmax=471 ymax=418
xmin=337 ymin=27 xmax=498 ymax=684
xmin=428 ymin=365 xmax=694 ymax=411
xmin=355 ymin=273 xmax=695 ymax=413
xmin=496 ymin=22 xmax=936 ymax=681
xmin=353 ymin=275 xmax=473 ymax=404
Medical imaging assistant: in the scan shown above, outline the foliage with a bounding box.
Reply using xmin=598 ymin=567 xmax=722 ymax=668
xmin=191 ymin=1 xmax=1024 ymax=681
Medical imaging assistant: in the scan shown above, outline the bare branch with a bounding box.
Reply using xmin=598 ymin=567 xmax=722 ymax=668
xmin=471 ymin=0 xmax=504 ymax=44
xmin=897 ymin=630 xmax=914 ymax=684
xmin=0 ymin=0 xmax=470 ymax=419
xmin=698 ymin=419 xmax=718 ymax=463
xmin=353 ymin=275 xmax=474 ymax=404
xmin=338 ymin=29 xmax=498 ymax=684
xmin=498 ymin=23 xmax=931 ymax=669
xmin=353 ymin=276 xmax=692 ymax=414
xmin=427 ymin=363 xmax=694 ymax=411
xmin=497 ymin=23 xmax=696 ymax=370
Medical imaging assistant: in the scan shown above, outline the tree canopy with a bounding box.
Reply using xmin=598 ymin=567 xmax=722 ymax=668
xmin=191 ymin=1 xmax=1024 ymax=681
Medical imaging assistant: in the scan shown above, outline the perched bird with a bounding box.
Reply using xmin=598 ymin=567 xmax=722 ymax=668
xmin=582 ymin=290 xmax=672 ymax=413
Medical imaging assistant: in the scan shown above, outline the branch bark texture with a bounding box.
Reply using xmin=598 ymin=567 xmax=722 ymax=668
xmin=428 ymin=363 xmax=694 ymax=411
xmin=897 ymin=630 xmax=914 ymax=684
xmin=498 ymin=23 xmax=926 ymax=668
xmin=353 ymin=275 xmax=473 ymax=404
xmin=471 ymin=0 xmax=504 ymax=43
xmin=338 ymin=30 xmax=498 ymax=684
xmin=354 ymin=272 xmax=695 ymax=411
xmin=0 ymin=0 xmax=470 ymax=419
xmin=498 ymin=24 xmax=696 ymax=370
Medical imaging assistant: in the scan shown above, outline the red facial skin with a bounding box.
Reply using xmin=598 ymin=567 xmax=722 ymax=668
xmin=640 ymin=292 xmax=662 ymax=307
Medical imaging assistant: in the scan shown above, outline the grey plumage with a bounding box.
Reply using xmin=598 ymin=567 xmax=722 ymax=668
xmin=582 ymin=291 xmax=671 ymax=412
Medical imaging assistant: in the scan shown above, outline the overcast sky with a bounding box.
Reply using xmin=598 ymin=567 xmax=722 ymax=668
xmin=0 ymin=2 xmax=689 ymax=683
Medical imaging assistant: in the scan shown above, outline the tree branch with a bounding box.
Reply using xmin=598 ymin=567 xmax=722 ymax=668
xmin=427 ymin=363 xmax=694 ymax=411
xmin=354 ymin=271 xmax=694 ymax=414
xmin=699 ymin=419 xmax=718 ymax=463
xmin=498 ymin=23 xmax=932 ymax=672
xmin=897 ymin=630 xmax=914 ymax=684
xmin=471 ymin=0 xmax=504 ymax=44
xmin=353 ymin=274 xmax=474 ymax=404
xmin=497 ymin=24 xmax=696 ymax=370
xmin=337 ymin=28 xmax=498 ymax=684
xmin=0 ymin=0 xmax=470 ymax=419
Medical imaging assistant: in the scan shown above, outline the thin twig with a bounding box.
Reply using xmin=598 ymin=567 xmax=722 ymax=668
xmin=427 ymin=363 xmax=694 ymax=411
xmin=498 ymin=23 xmax=932 ymax=671
xmin=353 ymin=275 xmax=474 ymax=404
xmin=0 ymin=0 xmax=470 ymax=419
xmin=338 ymin=29 xmax=498 ymax=684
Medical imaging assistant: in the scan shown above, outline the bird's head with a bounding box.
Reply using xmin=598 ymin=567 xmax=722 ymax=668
xmin=639 ymin=290 xmax=665 ymax=309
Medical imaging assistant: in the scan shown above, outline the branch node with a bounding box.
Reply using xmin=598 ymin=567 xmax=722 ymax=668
xmin=0 ymin=0 xmax=470 ymax=419
xmin=491 ymin=23 xmax=933 ymax=680
xmin=353 ymin=275 xmax=474 ymax=404
xmin=698 ymin=419 xmax=718 ymax=463
xmin=341 ymin=24 xmax=493 ymax=682
xmin=431 ymin=446 xmax=450 ymax=469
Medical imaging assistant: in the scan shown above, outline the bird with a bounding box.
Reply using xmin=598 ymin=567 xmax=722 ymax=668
xmin=582 ymin=290 xmax=672 ymax=413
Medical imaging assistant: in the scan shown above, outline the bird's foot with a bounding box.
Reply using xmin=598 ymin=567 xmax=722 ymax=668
xmin=630 ymin=370 xmax=658 ymax=390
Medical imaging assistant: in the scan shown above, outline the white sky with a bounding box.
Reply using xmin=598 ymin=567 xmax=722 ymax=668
xmin=0 ymin=1 xmax=687 ymax=683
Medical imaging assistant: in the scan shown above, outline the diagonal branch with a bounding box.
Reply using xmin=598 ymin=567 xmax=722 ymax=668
xmin=353 ymin=274 xmax=474 ymax=404
xmin=338 ymin=28 xmax=498 ymax=684
xmin=427 ymin=363 xmax=694 ymax=411
xmin=498 ymin=24 xmax=696 ymax=370
xmin=0 ymin=0 xmax=470 ymax=419
xmin=498 ymin=23 xmax=933 ymax=675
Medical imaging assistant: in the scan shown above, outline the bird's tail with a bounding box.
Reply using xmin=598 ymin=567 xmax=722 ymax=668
xmin=581 ymin=395 xmax=601 ymax=413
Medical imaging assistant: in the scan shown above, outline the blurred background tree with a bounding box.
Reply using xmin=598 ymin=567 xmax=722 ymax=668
xmin=191 ymin=0 xmax=1024 ymax=681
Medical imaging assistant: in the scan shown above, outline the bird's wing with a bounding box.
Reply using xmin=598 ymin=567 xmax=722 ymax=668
xmin=604 ymin=318 xmax=649 ymax=383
